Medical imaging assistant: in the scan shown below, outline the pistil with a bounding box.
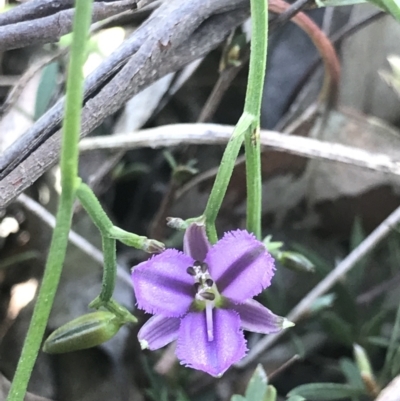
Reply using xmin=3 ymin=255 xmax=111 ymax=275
xmin=206 ymin=301 xmax=214 ymax=341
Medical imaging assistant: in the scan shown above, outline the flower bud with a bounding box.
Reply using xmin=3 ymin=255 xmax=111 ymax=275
xmin=166 ymin=217 xmax=189 ymax=230
xmin=43 ymin=311 xmax=124 ymax=354
xmin=277 ymin=251 xmax=315 ymax=273
xmin=143 ymin=239 xmax=165 ymax=254
xmin=354 ymin=344 xmax=379 ymax=397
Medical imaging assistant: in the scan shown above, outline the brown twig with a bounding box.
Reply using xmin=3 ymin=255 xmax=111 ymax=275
xmin=198 ymin=48 xmax=249 ymax=123
xmin=270 ymin=0 xmax=340 ymax=107
xmin=0 ymin=0 xmax=249 ymax=209
xmin=270 ymin=0 xmax=315 ymax=30
xmin=277 ymin=11 xmax=386 ymax=132
xmin=357 ymin=271 xmax=400 ymax=305
xmin=0 ymin=0 xmax=138 ymax=51
xmin=268 ymin=354 xmax=301 ymax=381
xmin=79 ymin=123 xmax=400 ymax=176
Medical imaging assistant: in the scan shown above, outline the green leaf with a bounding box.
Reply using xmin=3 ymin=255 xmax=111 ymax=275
xmin=34 ymin=62 xmax=58 ymax=120
xmin=231 ymin=396 xmax=247 ymax=401
xmin=176 ymin=390 xmax=191 ymax=401
xmin=366 ymin=336 xmax=391 ymax=348
xmin=289 ymin=243 xmax=331 ymax=277
xmin=264 ymin=385 xmax=277 ymax=401
xmin=309 ymin=294 xmax=336 ymax=315
xmin=390 ymin=345 xmax=400 ymax=377
xmin=339 ymin=358 xmax=365 ymax=390
xmin=316 ymin=0 xmax=366 ymax=7
xmin=286 ymin=397 xmax=306 ymax=401
xmin=381 ymin=303 xmax=400 ymax=382
xmin=245 ymin=364 xmax=268 ymax=401
xmin=368 ymin=0 xmax=400 ymax=20
xmin=287 ymin=383 xmax=364 ymax=400
xmin=361 ymin=310 xmax=389 ymax=338
xmin=321 ymin=311 xmax=354 ymax=346
xmin=277 ymin=251 xmax=315 ymax=273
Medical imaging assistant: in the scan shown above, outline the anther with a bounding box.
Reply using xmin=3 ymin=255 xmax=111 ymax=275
xmin=200 ymin=262 xmax=208 ymax=273
xmin=186 ymin=266 xmax=196 ymax=276
xmin=202 ymin=292 xmax=215 ymax=301
xmin=193 ymin=260 xmax=202 ymax=267
xmin=194 ymin=282 xmax=201 ymax=292
xmin=205 ymin=278 xmax=214 ymax=287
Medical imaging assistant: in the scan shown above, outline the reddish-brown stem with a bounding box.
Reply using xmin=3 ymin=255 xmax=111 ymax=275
xmin=269 ymin=0 xmax=341 ymax=106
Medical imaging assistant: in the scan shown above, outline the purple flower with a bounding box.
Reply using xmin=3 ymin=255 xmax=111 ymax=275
xmin=132 ymin=223 xmax=292 ymax=377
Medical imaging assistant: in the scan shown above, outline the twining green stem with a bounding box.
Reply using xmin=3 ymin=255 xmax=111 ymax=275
xmin=100 ymin=236 xmax=117 ymax=303
xmin=204 ymin=113 xmax=253 ymax=243
xmin=76 ymin=182 xmax=165 ymax=253
xmin=76 ymin=182 xmax=114 ymax=232
xmin=203 ymin=0 xmax=269 ymax=241
xmin=243 ymin=0 xmax=269 ymax=239
xmin=6 ymin=1 xmax=93 ymax=400
xmin=76 ymin=182 xmax=164 ymax=302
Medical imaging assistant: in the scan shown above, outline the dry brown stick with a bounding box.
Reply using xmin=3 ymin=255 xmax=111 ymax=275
xmin=0 ymin=0 xmax=138 ymax=51
xmin=0 ymin=0 xmax=249 ymax=209
xmin=357 ymin=271 xmax=400 ymax=305
xmin=79 ymin=123 xmax=400 ymax=176
xmin=0 ymin=1 xmax=153 ymax=120
xmin=0 ymin=0 xmax=94 ymax=26
xmin=198 ymin=54 xmax=249 ymax=123
xmin=237 ymin=204 xmax=400 ymax=367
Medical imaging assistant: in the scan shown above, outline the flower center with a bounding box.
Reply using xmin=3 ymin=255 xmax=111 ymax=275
xmin=187 ymin=261 xmax=219 ymax=342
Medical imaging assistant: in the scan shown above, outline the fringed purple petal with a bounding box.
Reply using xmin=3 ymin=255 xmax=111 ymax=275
xmin=132 ymin=249 xmax=195 ymax=317
xmin=176 ymin=309 xmax=247 ymax=377
xmin=205 ymin=230 xmax=275 ymax=303
xmin=138 ymin=315 xmax=180 ymax=350
xmin=232 ymin=299 xmax=290 ymax=334
xmin=183 ymin=223 xmax=210 ymax=262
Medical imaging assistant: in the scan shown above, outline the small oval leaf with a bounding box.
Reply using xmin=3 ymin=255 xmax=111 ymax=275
xmin=287 ymin=383 xmax=365 ymax=400
xmin=245 ymin=364 xmax=268 ymax=401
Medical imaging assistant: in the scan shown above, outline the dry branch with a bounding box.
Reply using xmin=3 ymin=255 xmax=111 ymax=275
xmin=0 ymin=0 xmax=249 ymax=209
xmin=79 ymin=123 xmax=400 ymax=176
xmin=0 ymin=0 xmax=139 ymax=51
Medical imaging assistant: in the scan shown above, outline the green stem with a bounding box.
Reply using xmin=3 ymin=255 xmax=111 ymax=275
xmin=243 ymin=0 xmax=268 ymax=239
xmin=99 ymin=236 xmax=117 ymax=303
xmin=76 ymin=182 xmax=114 ymax=232
xmin=76 ymin=182 xmax=165 ymax=254
xmin=244 ymin=127 xmax=262 ymax=238
xmin=6 ymin=1 xmax=93 ymax=400
xmin=203 ymin=113 xmax=253 ymax=243
xmin=76 ymin=181 xmax=164 ymax=304
xmin=243 ymin=0 xmax=269 ymax=117
xmin=203 ymin=0 xmax=268 ymax=241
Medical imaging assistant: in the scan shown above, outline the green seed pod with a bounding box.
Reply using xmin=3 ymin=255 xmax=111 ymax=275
xmin=43 ymin=311 xmax=123 ymax=354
